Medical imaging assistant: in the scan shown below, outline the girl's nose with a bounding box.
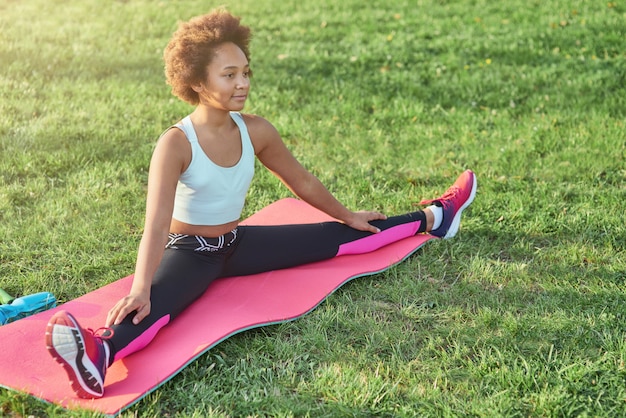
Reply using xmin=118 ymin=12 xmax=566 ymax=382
xmin=236 ymin=75 xmax=249 ymax=89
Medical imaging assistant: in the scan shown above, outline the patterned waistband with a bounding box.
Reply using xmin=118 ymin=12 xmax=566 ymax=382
xmin=166 ymin=229 xmax=238 ymax=252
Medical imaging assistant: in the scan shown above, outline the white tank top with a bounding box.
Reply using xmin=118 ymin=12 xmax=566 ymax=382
xmin=171 ymin=112 xmax=255 ymax=225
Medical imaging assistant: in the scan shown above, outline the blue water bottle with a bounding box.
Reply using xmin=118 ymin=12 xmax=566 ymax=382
xmin=0 ymin=291 xmax=57 ymax=325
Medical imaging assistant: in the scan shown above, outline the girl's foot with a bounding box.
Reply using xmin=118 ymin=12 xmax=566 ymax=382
xmin=421 ymin=170 xmax=477 ymax=239
xmin=45 ymin=310 xmax=112 ymax=398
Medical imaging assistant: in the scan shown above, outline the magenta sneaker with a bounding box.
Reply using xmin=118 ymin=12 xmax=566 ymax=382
xmin=420 ymin=170 xmax=477 ymax=239
xmin=45 ymin=310 xmax=112 ymax=398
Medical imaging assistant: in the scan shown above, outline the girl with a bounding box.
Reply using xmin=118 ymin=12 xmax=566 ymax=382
xmin=46 ymin=9 xmax=476 ymax=399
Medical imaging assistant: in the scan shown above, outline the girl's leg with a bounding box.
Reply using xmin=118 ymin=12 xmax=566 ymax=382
xmin=46 ymin=234 xmax=234 ymax=398
xmin=221 ymin=211 xmax=427 ymax=277
xmin=222 ymin=169 xmax=478 ymax=277
xmin=107 ymin=233 xmax=235 ymax=362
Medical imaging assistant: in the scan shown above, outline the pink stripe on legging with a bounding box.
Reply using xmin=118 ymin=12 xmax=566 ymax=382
xmin=336 ymin=221 xmax=422 ymax=256
xmin=113 ymin=314 xmax=171 ymax=362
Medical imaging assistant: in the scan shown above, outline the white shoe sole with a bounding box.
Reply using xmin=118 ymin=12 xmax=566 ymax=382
xmin=46 ymin=313 xmax=105 ymax=398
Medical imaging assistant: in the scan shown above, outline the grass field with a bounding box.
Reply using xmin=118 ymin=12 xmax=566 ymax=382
xmin=1 ymin=0 xmax=625 ymax=416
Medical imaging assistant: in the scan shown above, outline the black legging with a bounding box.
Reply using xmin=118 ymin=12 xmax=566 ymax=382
xmin=108 ymin=211 xmax=427 ymax=362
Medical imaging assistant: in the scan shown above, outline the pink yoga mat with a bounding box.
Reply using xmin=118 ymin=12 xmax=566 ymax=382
xmin=0 ymin=198 xmax=434 ymax=416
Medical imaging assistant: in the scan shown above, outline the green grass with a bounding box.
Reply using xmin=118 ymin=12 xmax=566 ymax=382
xmin=1 ymin=0 xmax=625 ymax=416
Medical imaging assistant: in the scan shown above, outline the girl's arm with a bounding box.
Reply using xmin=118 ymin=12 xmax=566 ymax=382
xmin=105 ymin=129 xmax=189 ymax=326
xmin=247 ymin=115 xmax=386 ymax=233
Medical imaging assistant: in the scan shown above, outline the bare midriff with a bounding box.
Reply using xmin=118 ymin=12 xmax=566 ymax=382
xmin=169 ymin=218 xmax=240 ymax=238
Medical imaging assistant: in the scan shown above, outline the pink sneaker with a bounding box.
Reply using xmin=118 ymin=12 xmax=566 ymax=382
xmin=420 ymin=170 xmax=477 ymax=239
xmin=45 ymin=310 xmax=112 ymax=398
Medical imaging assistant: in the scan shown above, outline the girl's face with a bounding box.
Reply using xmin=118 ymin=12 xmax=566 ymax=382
xmin=194 ymin=42 xmax=250 ymax=111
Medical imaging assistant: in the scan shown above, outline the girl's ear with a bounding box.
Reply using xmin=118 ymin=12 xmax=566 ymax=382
xmin=191 ymin=82 xmax=204 ymax=93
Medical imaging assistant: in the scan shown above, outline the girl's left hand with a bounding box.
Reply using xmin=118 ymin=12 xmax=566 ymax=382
xmin=344 ymin=211 xmax=387 ymax=233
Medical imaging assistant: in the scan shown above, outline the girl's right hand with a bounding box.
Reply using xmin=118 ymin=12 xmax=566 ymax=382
xmin=105 ymin=292 xmax=151 ymax=327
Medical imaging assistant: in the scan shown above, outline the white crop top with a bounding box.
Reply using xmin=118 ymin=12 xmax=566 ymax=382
xmin=171 ymin=112 xmax=255 ymax=225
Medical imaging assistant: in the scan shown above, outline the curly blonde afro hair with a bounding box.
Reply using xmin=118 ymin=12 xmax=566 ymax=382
xmin=164 ymin=9 xmax=252 ymax=105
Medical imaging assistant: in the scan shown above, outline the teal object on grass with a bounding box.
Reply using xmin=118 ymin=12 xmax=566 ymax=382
xmin=0 ymin=292 xmax=57 ymax=325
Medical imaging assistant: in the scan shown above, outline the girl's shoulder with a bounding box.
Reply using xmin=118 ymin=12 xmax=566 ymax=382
xmin=152 ymin=123 xmax=193 ymax=165
xmin=239 ymin=113 xmax=283 ymax=151
xmin=239 ymin=113 xmax=272 ymax=129
xmin=240 ymin=113 xmax=280 ymax=138
xmin=158 ymin=123 xmax=191 ymax=146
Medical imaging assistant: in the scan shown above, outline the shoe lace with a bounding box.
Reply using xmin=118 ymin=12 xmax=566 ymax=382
xmin=419 ymin=185 xmax=460 ymax=208
xmin=89 ymin=327 xmax=114 ymax=340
